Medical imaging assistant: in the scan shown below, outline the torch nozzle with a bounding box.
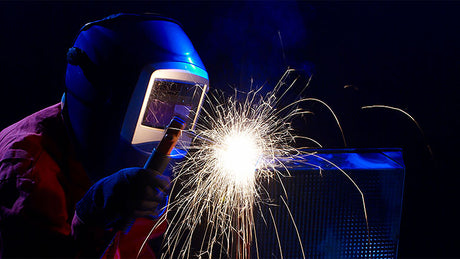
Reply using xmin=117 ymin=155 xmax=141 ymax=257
xmin=144 ymin=116 xmax=186 ymax=173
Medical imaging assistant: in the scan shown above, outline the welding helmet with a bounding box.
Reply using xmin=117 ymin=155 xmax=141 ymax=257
xmin=64 ymin=13 xmax=208 ymax=177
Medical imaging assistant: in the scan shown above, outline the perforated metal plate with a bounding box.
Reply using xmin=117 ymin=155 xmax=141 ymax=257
xmin=253 ymin=149 xmax=405 ymax=258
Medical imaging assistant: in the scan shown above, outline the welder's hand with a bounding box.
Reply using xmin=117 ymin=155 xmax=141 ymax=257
xmin=75 ymin=167 xmax=170 ymax=230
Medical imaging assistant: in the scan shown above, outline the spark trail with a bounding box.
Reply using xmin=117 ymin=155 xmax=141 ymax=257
xmin=139 ymin=69 xmax=368 ymax=258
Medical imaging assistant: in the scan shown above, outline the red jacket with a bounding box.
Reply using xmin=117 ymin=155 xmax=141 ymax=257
xmin=0 ymin=104 xmax=164 ymax=258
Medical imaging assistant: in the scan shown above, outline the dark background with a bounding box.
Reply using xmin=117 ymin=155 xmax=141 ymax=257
xmin=0 ymin=1 xmax=458 ymax=258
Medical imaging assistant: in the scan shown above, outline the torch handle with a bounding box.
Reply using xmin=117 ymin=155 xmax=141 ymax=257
xmin=115 ymin=117 xmax=186 ymax=231
xmin=144 ymin=116 xmax=186 ymax=173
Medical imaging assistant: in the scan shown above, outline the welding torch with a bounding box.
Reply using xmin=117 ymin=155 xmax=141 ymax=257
xmin=144 ymin=116 xmax=186 ymax=218
xmin=144 ymin=116 xmax=186 ymax=171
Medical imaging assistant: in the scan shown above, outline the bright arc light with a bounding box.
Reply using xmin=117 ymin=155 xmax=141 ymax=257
xmin=215 ymin=130 xmax=261 ymax=186
xmin=141 ymin=69 xmax=369 ymax=259
xmin=154 ymin=70 xmax=313 ymax=259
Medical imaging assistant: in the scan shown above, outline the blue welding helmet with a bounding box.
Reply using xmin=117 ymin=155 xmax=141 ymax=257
xmin=64 ymin=13 xmax=208 ymax=177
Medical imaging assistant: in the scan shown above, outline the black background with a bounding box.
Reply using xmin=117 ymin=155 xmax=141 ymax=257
xmin=0 ymin=1 xmax=459 ymax=258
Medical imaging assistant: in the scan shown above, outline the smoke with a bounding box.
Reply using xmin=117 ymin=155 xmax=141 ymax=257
xmin=201 ymin=1 xmax=314 ymax=92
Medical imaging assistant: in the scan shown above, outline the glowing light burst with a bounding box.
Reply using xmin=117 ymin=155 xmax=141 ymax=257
xmin=154 ymin=70 xmax=308 ymax=259
xmin=138 ymin=69 xmax=368 ymax=259
xmin=214 ymin=130 xmax=260 ymax=187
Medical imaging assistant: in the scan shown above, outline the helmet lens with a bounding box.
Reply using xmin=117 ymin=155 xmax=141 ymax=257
xmin=141 ymin=79 xmax=204 ymax=130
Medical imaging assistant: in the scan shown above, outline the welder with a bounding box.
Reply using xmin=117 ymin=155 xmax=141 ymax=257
xmin=0 ymin=13 xmax=208 ymax=258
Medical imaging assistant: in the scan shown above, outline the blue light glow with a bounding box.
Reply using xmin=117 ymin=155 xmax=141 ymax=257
xmin=170 ymin=148 xmax=187 ymax=159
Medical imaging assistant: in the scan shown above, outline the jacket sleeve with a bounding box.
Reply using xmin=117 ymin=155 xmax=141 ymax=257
xmin=0 ymin=137 xmax=115 ymax=257
xmin=71 ymin=211 xmax=118 ymax=258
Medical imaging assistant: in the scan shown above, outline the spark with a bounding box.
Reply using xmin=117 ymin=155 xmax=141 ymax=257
xmin=138 ymin=69 xmax=369 ymax=258
xmin=361 ymin=104 xmax=433 ymax=158
xmin=157 ymin=69 xmax=307 ymax=258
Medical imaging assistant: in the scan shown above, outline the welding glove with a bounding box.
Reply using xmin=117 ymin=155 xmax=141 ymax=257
xmin=75 ymin=167 xmax=170 ymax=231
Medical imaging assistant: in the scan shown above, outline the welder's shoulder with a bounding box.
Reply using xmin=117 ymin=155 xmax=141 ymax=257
xmin=0 ymin=103 xmax=63 ymax=183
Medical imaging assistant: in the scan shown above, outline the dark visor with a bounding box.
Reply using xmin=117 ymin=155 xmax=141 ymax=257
xmin=142 ymin=79 xmax=204 ymax=129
